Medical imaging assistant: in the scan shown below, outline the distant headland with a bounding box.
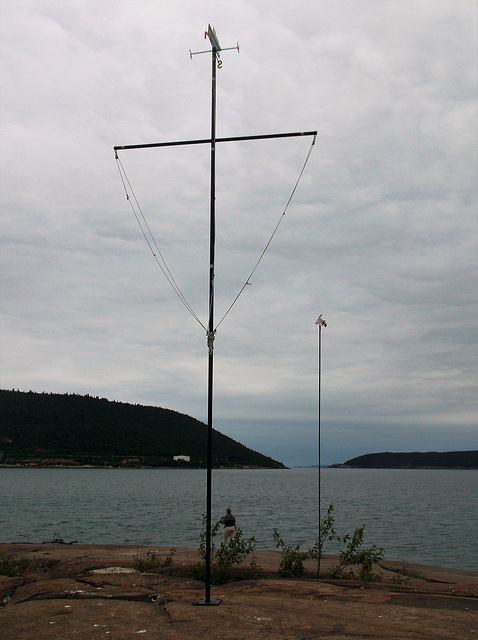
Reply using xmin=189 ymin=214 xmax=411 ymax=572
xmin=0 ymin=389 xmax=286 ymax=469
xmin=331 ymin=450 xmax=478 ymax=469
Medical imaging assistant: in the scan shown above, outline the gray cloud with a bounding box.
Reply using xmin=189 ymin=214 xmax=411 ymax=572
xmin=1 ymin=0 xmax=477 ymax=466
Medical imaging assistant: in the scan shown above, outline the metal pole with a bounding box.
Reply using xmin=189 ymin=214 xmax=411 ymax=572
xmin=114 ymin=26 xmax=316 ymax=606
xmin=315 ymin=315 xmax=326 ymax=533
xmin=318 ymin=323 xmax=322 ymax=524
xmin=205 ymin=45 xmax=217 ymax=604
xmin=196 ymin=46 xmax=221 ymax=607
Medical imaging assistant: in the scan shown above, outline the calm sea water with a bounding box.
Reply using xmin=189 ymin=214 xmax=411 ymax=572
xmin=1 ymin=468 xmax=476 ymax=571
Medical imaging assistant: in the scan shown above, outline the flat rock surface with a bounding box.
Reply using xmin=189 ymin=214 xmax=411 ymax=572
xmin=1 ymin=543 xmax=477 ymax=639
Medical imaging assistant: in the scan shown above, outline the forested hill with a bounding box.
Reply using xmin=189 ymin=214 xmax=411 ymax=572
xmin=0 ymin=390 xmax=286 ymax=468
xmin=335 ymin=450 xmax=478 ymax=469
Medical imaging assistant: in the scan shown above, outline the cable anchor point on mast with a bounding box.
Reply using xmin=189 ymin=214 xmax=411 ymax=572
xmin=206 ymin=329 xmax=217 ymax=354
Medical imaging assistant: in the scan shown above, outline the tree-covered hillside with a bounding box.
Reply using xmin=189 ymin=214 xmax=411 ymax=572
xmin=0 ymin=390 xmax=285 ymax=468
xmin=337 ymin=450 xmax=478 ymax=469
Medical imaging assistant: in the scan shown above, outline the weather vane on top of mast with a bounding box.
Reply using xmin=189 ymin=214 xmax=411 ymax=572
xmin=189 ymin=23 xmax=239 ymax=66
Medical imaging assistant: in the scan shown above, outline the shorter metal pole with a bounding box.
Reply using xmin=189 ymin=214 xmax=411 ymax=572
xmin=315 ymin=315 xmax=326 ymax=530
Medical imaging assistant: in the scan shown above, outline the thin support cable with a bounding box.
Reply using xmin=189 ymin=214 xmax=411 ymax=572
xmin=115 ymin=133 xmax=316 ymax=335
xmin=115 ymin=152 xmax=206 ymax=331
xmin=215 ymin=134 xmax=317 ymax=330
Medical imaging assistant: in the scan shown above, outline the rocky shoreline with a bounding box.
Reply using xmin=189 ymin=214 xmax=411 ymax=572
xmin=1 ymin=543 xmax=477 ymax=639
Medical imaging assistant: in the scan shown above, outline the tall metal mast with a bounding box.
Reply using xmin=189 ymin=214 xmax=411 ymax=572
xmin=202 ymin=24 xmax=221 ymax=606
xmin=114 ymin=25 xmax=316 ymax=607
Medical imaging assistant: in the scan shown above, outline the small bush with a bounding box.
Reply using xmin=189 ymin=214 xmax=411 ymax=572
xmin=273 ymin=531 xmax=309 ymax=578
xmin=329 ymin=525 xmax=384 ymax=581
xmin=0 ymin=554 xmax=30 ymax=577
xmin=273 ymin=504 xmax=384 ymax=582
xmin=308 ymin=503 xmax=337 ymax=577
xmin=398 ymin=566 xmax=426 ymax=580
xmin=242 ymin=554 xmax=265 ymax=580
xmin=133 ymin=548 xmax=175 ymax=573
xmin=193 ymin=516 xmax=260 ymax=585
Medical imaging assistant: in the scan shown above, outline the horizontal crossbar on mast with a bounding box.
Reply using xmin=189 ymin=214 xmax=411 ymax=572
xmin=114 ymin=130 xmax=317 ymax=151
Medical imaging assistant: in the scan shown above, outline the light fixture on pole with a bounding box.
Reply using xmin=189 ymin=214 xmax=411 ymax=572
xmin=315 ymin=314 xmax=326 ymax=529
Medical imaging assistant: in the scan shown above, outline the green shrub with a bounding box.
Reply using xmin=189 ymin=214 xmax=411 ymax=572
xmin=398 ymin=566 xmax=426 ymax=580
xmin=273 ymin=530 xmax=309 ymax=578
xmin=329 ymin=525 xmax=384 ymax=580
xmin=133 ymin=548 xmax=175 ymax=572
xmin=273 ymin=504 xmax=384 ymax=582
xmin=0 ymin=554 xmax=30 ymax=577
xmin=192 ymin=516 xmax=260 ymax=585
xmin=308 ymin=503 xmax=337 ymax=577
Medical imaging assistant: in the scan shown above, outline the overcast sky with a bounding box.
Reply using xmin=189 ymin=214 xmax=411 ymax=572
xmin=1 ymin=0 xmax=477 ymax=466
